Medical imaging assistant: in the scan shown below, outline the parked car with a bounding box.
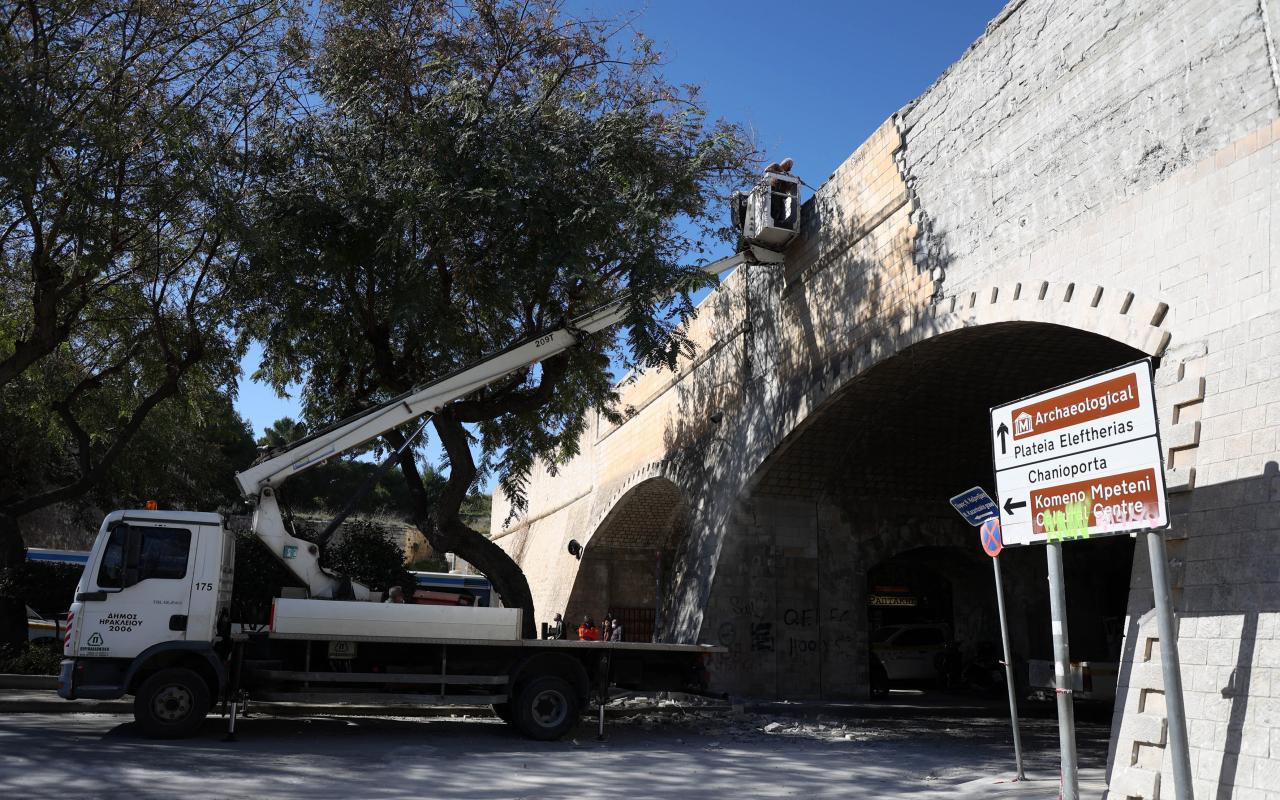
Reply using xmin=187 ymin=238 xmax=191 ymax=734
xmin=27 ymin=605 xmax=63 ymax=649
xmin=870 ymin=623 xmax=954 ymax=685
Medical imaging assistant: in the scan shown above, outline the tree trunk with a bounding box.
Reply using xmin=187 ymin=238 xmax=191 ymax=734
xmin=389 ymin=419 xmax=538 ymax=639
xmin=0 ymin=513 xmax=29 ymax=650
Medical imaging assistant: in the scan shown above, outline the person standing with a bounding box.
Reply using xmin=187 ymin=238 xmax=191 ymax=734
xmin=601 ymin=614 xmax=613 ymax=642
xmin=544 ymin=613 xmax=566 ymax=640
xmin=608 ymin=613 xmax=624 ymax=642
xmin=383 ymin=586 xmax=405 ymax=604
xmin=578 ymin=615 xmax=600 ymax=641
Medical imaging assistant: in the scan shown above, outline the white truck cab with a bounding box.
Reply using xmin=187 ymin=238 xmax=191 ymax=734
xmin=59 ymin=510 xmax=232 ymax=712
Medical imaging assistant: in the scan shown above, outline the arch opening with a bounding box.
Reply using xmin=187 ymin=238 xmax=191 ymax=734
xmin=563 ymin=477 xmax=689 ymax=642
xmin=705 ymin=320 xmax=1149 ymax=713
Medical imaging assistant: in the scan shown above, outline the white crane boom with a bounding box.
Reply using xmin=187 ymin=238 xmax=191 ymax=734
xmin=239 ymin=294 xmax=623 ymax=496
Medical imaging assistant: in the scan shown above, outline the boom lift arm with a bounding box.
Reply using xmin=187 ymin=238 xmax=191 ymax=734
xmin=234 ymin=177 xmax=799 ymax=600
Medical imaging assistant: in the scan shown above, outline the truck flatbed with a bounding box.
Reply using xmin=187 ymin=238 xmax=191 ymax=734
xmin=235 ymin=628 xmax=724 ymax=654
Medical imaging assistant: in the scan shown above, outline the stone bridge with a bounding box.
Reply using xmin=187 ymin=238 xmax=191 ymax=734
xmin=491 ymin=1 xmax=1280 ymax=796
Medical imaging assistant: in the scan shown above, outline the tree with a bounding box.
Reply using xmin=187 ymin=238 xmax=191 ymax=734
xmin=240 ymin=0 xmax=753 ymax=636
xmin=258 ymin=417 xmax=311 ymax=449
xmin=88 ymin=394 xmax=259 ymax=513
xmin=0 ymin=1 xmax=294 ymax=646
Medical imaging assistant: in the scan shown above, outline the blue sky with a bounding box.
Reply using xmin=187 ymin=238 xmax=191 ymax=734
xmin=233 ymin=0 xmax=1008 ymax=485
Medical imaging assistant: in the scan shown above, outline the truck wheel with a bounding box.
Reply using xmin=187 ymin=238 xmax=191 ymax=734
xmin=513 ymin=675 xmax=580 ymax=741
xmin=492 ymin=702 xmax=514 ymax=725
xmin=134 ymin=668 xmax=210 ymax=739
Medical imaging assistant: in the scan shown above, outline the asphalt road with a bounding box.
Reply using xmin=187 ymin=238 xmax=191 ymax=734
xmin=0 ymin=706 xmax=1110 ymax=799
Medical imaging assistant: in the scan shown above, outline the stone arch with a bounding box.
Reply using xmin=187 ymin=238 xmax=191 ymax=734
xmin=563 ymin=473 xmax=691 ymax=642
xmin=580 ymin=460 xmax=692 ymax=551
xmin=698 ymin=294 xmax=1167 ymax=698
xmin=753 ymin=281 xmax=1172 ymax=496
xmin=665 ymin=280 xmax=1186 ymax=652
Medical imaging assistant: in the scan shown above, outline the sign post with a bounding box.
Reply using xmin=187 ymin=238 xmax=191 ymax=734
xmin=949 ymin=492 xmax=1025 ymax=781
xmin=1147 ymin=529 xmax=1193 ymax=800
xmin=979 ymin=517 xmax=1025 ymax=781
xmin=1045 ymin=538 xmax=1079 ymax=799
xmin=989 ymin=359 xmax=1189 ymax=800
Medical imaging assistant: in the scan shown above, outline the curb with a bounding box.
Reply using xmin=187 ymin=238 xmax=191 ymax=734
xmin=0 ymin=698 xmax=130 ymax=714
xmin=0 ymin=674 xmax=58 ymax=690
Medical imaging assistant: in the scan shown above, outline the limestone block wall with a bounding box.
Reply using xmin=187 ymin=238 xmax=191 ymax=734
xmin=900 ymin=0 xmax=1279 ymax=291
xmin=888 ymin=1 xmax=1280 ymax=794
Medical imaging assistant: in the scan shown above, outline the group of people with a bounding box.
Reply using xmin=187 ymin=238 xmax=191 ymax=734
xmin=542 ymin=612 xmax=623 ymax=642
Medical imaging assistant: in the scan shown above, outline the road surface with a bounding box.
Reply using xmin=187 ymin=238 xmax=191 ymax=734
xmin=0 ymin=706 xmax=1110 ymax=798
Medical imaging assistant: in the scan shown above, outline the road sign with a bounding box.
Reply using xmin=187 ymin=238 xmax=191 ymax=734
xmin=949 ymin=486 xmax=1000 ymax=526
xmin=990 ymin=359 xmax=1169 ymax=546
xmin=980 ymin=518 xmax=1003 ymax=557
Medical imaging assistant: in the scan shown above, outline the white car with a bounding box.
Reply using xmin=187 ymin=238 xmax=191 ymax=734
xmin=870 ymin=624 xmax=953 ymax=683
xmin=27 ymin=606 xmax=62 ymax=645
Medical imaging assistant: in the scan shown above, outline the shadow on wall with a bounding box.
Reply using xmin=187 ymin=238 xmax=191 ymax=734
xmin=657 ymin=251 xmax=925 ymax=643
xmin=647 ymin=122 xmax=964 ymax=639
xmin=1106 ymin=460 xmax=1280 ymax=798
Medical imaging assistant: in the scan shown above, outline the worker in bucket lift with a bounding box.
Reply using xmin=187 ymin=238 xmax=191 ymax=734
xmin=763 ymin=157 xmax=798 ymax=227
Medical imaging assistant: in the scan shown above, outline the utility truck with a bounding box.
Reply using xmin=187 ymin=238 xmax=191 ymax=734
xmin=56 ymin=174 xmax=801 ymax=740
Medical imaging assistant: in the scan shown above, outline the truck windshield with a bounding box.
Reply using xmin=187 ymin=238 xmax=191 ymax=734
xmin=97 ymin=525 xmax=192 ymax=588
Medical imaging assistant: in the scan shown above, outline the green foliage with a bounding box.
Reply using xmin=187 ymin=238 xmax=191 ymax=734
xmin=318 ymin=518 xmax=414 ymax=595
xmin=0 ymin=642 xmax=62 ymax=676
xmin=238 ymin=0 xmax=755 ymax=517
xmin=257 ymin=417 xmax=436 ymax=515
xmin=0 ymin=2 xmax=294 ymax=522
xmin=92 ymin=396 xmax=259 ymax=513
xmin=408 ymin=554 xmax=450 ymax=573
xmin=460 ymin=492 xmax=493 ymax=534
xmin=230 ymin=531 xmax=304 ymax=626
xmin=0 ymin=561 xmax=81 ymax=617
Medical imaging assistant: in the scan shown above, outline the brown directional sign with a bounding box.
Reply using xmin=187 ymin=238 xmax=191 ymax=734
xmin=990 ymin=359 xmax=1169 ymax=546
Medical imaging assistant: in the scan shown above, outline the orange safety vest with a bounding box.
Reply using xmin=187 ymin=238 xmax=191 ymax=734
xmin=578 ymin=624 xmax=599 ymax=641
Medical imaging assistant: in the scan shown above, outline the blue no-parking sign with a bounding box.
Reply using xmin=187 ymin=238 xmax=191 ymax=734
xmin=980 ymin=517 xmax=1003 ymax=558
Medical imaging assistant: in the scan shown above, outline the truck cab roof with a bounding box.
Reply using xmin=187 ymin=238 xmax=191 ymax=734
xmin=103 ymin=509 xmax=223 ymax=526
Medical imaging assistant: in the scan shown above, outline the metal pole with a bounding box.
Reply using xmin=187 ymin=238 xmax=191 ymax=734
xmin=1146 ymin=530 xmax=1193 ymax=800
xmin=653 ymin=550 xmax=663 ymax=643
xmin=1045 ymin=540 xmax=1079 ymax=800
xmin=992 ymin=555 xmax=1026 ymax=780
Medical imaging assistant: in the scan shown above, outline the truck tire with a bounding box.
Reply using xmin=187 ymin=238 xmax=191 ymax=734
xmin=513 ymin=675 xmax=580 ymax=741
xmin=133 ymin=667 xmax=210 ymax=739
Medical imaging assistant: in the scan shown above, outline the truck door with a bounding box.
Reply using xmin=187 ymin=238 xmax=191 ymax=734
xmin=75 ymin=521 xmax=196 ymax=661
